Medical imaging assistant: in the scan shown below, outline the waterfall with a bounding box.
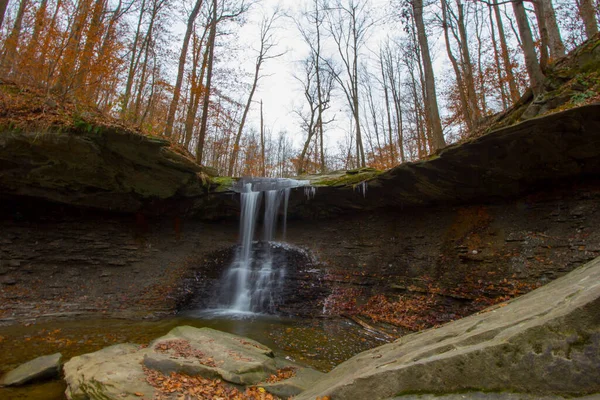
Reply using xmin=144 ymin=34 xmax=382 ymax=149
xmin=220 ymin=178 xmax=310 ymax=316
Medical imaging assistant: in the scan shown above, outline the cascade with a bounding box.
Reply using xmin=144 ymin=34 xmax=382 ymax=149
xmin=219 ymin=177 xmax=310 ymax=316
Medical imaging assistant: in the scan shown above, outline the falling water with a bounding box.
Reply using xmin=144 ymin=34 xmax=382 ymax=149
xmin=220 ymin=178 xmax=310 ymax=316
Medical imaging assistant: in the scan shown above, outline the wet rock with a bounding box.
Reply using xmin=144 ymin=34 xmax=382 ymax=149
xmin=0 ymin=353 xmax=62 ymax=386
xmin=295 ymin=256 xmax=600 ymax=400
xmin=63 ymin=326 xmax=322 ymax=399
xmin=143 ymin=326 xmax=277 ymax=385
xmin=259 ymin=360 xmax=325 ymax=398
xmin=64 ymin=344 xmax=154 ymax=400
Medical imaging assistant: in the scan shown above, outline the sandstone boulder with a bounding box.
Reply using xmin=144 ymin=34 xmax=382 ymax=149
xmin=0 ymin=352 xmax=62 ymax=386
xmin=143 ymin=326 xmax=277 ymax=385
xmin=63 ymin=344 xmax=154 ymax=400
xmin=63 ymin=326 xmax=320 ymax=399
xmin=295 ymin=256 xmax=600 ymax=400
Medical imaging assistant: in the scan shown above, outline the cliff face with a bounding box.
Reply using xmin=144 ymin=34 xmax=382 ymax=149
xmin=0 ymin=128 xmax=211 ymax=214
xmin=282 ymin=104 xmax=600 ymax=219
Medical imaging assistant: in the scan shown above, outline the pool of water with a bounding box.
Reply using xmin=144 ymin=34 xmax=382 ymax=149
xmin=0 ymin=314 xmax=390 ymax=399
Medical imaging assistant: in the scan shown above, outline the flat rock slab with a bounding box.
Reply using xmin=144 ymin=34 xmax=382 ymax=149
xmin=64 ymin=344 xmax=154 ymax=400
xmin=387 ymin=394 xmax=600 ymax=400
xmin=296 ymin=256 xmax=600 ymax=400
xmin=259 ymin=359 xmax=325 ymax=398
xmin=0 ymin=352 xmax=62 ymax=386
xmin=143 ymin=326 xmax=277 ymax=385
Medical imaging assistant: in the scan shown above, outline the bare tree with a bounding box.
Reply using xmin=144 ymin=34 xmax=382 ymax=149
xmin=540 ymin=0 xmax=565 ymax=59
xmin=196 ymin=0 xmax=217 ymax=164
xmin=1 ymin=0 xmax=29 ymax=75
xmin=324 ymin=0 xmax=375 ymax=168
xmin=227 ymin=10 xmax=284 ymax=176
xmin=512 ymin=0 xmax=545 ymax=96
xmin=577 ymin=0 xmax=598 ymax=39
xmin=492 ymin=0 xmax=520 ymax=103
xmin=293 ymin=55 xmax=334 ymax=174
xmin=411 ymin=0 xmax=446 ymax=151
xmin=380 ymin=40 xmax=405 ymax=163
xmin=293 ymin=0 xmax=334 ymax=173
xmin=164 ymin=0 xmax=204 ymax=137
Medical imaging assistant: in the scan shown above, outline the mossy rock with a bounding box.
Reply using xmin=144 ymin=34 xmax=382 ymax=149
xmin=311 ymin=169 xmax=383 ymax=187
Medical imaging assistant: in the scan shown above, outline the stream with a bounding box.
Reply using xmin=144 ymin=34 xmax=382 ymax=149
xmin=0 ymin=314 xmax=389 ymax=399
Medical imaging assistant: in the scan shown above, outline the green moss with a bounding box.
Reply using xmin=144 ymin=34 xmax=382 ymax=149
xmin=312 ymin=169 xmax=383 ymax=187
xmin=210 ymin=176 xmax=236 ymax=192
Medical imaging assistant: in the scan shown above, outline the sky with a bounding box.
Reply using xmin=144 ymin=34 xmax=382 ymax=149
xmin=231 ymin=0 xmax=450 ymax=154
xmin=231 ymin=0 xmax=392 ymax=151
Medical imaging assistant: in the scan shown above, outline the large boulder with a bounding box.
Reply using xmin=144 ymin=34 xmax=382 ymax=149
xmin=0 ymin=352 xmax=62 ymax=386
xmin=64 ymin=344 xmax=154 ymax=400
xmin=63 ymin=326 xmax=320 ymax=399
xmin=295 ymin=256 xmax=600 ymax=400
xmin=143 ymin=326 xmax=277 ymax=385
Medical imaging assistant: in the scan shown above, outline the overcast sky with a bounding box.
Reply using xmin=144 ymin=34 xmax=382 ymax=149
xmin=232 ymin=0 xmax=390 ymax=151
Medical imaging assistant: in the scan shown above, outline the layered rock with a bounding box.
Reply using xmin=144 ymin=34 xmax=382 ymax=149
xmin=295 ymin=256 xmax=600 ymax=400
xmin=289 ymin=104 xmax=600 ymax=217
xmin=0 ymin=128 xmax=210 ymax=214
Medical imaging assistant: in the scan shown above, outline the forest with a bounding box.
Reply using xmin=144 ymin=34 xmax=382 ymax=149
xmin=0 ymin=0 xmax=597 ymax=176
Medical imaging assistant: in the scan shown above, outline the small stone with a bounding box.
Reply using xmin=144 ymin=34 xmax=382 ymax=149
xmin=0 ymin=353 xmax=62 ymax=386
xmin=2 ymin=277 xmax=17 ymax=285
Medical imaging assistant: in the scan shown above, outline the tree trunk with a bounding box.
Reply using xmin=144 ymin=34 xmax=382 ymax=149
xmin=260 ymin=100 xmax=266 ymax=176
xmin=512 ymin=0 xmax=545 ymax=96
xmin=75 ymin=0 xmax=107 ymax=98
xmin=54 ymin=0 xmax=93 ymax=96
xmin=315 ymin=4 xmax=326 ymax=173
xmin=164 ymin=0 xmax=203 ymax=137
xmin=456 ymin=0 xmax=481 ymax=124
xmin=122 ymin=0 xmax=147 ymax=117
xmin=23 ymin=0 xmax=48 ymax=67
xmin=228 ymin=65 xmax=259 ymax=175
xmin=412 ymin=0 xmax=445 ymax=151
xmin=493 ymin=0 xmax=520 ymax=103
xmin=488 ymin=3 xmax=508 ymax=110
xmin=441 ymin=0 xmax=472 ymax=131
xmin=541 ymin=0 xmax=565 ymax=59
xmin=380 ymin=55 xmax=395 ymax=165
xmin=196 ymin=0 xmax=217 ymax=165
xmin=184 ymin=33 xmax=209 ymax=149
xmin=578 ymin=0 xmax=598 ymax=39
xmin=1 ymin=0 xmax=29 ymax=75
xmin=532 ymin=0 xmax=550 ymax=70
xmin=0 ymin=0 xmax=9 ymax=31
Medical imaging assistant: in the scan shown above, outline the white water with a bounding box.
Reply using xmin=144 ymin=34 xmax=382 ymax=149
xmin=219 ymin=178 xmax=312 ymax=316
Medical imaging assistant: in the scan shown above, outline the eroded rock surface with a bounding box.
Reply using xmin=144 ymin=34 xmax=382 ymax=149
xmin=143 ymin=326 xmax=276 ymax=385
xmin=295 ymin=256 xmax=600 ymax=400
xmin=0 ymin=352 xmax=62 ymax=386
xmin=64 ymin=344 xmax=153 ymax=400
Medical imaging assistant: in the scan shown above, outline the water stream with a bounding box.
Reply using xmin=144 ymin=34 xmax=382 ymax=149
xmin=0 ymin=315 xmax=388 ymax=400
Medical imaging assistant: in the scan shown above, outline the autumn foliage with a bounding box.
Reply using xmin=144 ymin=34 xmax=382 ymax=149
xmin=144 ymin=367 xmax=281 ymax=400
